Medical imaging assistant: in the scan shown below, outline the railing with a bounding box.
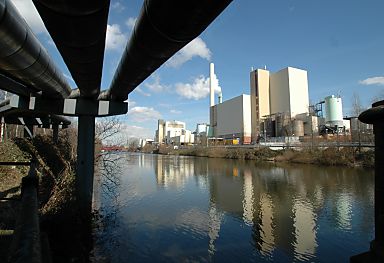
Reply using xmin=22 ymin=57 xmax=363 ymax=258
xmin=1 ymin=160 xmax=44 ymax=263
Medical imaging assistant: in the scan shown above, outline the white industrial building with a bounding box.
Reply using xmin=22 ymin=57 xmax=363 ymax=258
xmin=250 ymin=67 xmax=310 ymax=141
xmin=210 ymin=94 xmax=252 ymax=144
xmin=209 ymin=64 xmax=310 ymax=144
xmin=155 ymin=119 xmax=194 ymax=145
xmin=209 ymin=63 xmax=252 ymax=144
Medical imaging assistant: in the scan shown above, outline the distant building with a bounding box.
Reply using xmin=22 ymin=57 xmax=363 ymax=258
xmin=139 ymin=138 xmax=154 ymax=148
xmin=208 ymin=65 xmax=310 ymax=144
xmin=155 ymin=119 xmax=186 ymax=144
xmin=250 ymin=68 xmax=270 ymax=142
xmin=210 ymin=94 xmax=252 ymax=144
xmin=250 ymin=67 xmax=309 ymax=141
xmin=155 ymin=119 xmax=194 ymax=145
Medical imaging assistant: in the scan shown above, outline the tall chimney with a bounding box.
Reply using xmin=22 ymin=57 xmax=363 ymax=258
xmin=209 ymin=63 xmax=215 ymax=107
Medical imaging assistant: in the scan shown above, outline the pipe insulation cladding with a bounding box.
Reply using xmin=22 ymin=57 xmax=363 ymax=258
xmin=32 ymin=0 xmax=110 ymax=98
xmin=0 ymin=0 xmax=71 ymax=98
xmin=101 ymin=0 xmax=233 ymax=101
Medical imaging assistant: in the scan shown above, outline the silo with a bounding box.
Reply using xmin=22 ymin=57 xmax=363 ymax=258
xmin=324 ymin=95 xmax=343 ymax=127
xmin=293 ymin=120 xmax=304 ymax=137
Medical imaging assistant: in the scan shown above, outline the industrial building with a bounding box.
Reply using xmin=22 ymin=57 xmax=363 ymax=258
xmin=209 ymin=64 xmax=310 ymax=144
xmin=250 ymin=67 xmax=310 ymax=141
xmin=209 ymin=63 xmax=252 ymax=144
xmin=210 ymin=94 xmax=252 ymax=144
xmin=155 ymin=119 xmax=194 ymax=145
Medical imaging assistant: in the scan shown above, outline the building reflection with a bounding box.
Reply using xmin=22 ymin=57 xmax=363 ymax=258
xmin=152 ymin=155 xmax=373 ymax=261
xmin=154 ymin=156 xmax=196 ymax=189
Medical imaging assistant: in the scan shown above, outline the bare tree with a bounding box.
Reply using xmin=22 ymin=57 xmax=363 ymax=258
xmin=95 ymin=116 xmax=122 ymax=144
xmin=352 ymin=92 xmax=364 ymax=117
xmin=128 ymin=137 xmax=140 ymax=151
xmin=371 ymin=90 xmax=384 ymax=105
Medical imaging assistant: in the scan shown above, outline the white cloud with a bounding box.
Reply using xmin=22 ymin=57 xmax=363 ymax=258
xmin=145 ymin=75 xmax=168 ymax=93
xmin=127 ymin=98 xmax=136 ymax=110
xmin=175 ymin=74 xmax=222 ymax=100
xmin=126 ymin=17 xmax=137 ymax=30
xmin=359 ymin=76 xmax=384 ymax=86
xmin=166 ymin=37 xmax=211 ymax=68
xmin=135 ymin=87 xmax=151 ymax=97
xmin=11 ymin=0 xmax=47 ymax=34
xmin=170 ymin=109 xmax=182 ymax=114
xmin=105 ymin=24 xmax=127 ymax=51
xmin=120 ymin=124 xmax=153 ymax=140
xmin=128 ymin=106 xmax=161 ymax=122
xmin=111 ymin=2 xmax=125 ymax=12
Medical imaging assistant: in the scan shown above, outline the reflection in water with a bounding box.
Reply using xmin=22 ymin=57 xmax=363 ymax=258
xmin=336 ymin=193 xmax=353 ymax=231
xmin=94 ymin=153 xmax=375 ymax=262
xmin=242 ymin=169 xmax=254 ymax=225
xmin=293 ymin=199 xmax=317 ymax=261
xmin=259 ymin=193 xmax=275 ymax=256
xmin=208 ymin=201 xmax=223 ymax=256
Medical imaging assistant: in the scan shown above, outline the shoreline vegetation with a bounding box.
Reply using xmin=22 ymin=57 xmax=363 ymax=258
xmin=154 ymin=145 xmax=374 ymax=168
xmin=0 ymin=134 xmax=90 ymax=262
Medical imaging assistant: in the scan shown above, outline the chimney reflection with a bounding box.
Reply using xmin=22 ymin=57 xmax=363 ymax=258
xmin=293 ymin=199 xmax=317 ymax=260
xmin=242 ymin=169 xmax=254 ymax=225
xmin=258 ymin=193 xmax=275 ymax=255
xmin=336 ymin=193 xmax=353 ymax=230
xmin=208 ymin=200 xmax=223 ymax=256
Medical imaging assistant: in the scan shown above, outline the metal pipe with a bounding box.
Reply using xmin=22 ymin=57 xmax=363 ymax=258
xmin=101 ymin=0 xmax=232 ymax=101
xmin=32 ymin=0 xmax=110 ymax=98
xmin=0 ymin=0 xmax=71 ymax=98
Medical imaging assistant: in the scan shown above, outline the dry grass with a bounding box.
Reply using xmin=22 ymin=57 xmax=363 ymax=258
xmin=168 ymin=146 xmax=374 ymax=168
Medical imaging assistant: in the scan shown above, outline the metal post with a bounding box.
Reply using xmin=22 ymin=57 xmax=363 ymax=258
xmin=24 ymin=124 xmax=34 ymax=138
xmin=351 ymin=100 xmax=384 ymax=262
xmin=52 ymin=125 xmax=59 ymax=144
xmin=76 ymin=116 xmax=95 ymax=218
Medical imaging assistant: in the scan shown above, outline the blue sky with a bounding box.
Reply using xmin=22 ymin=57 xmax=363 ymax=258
xmin=12 ymin=0 xmax=384 ymax=140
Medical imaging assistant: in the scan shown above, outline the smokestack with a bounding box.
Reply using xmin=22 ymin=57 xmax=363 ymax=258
xmin=218 ymin=92 xmax=222 ymax=104
xmin=210 ymin=63 xmax=215 ymax=107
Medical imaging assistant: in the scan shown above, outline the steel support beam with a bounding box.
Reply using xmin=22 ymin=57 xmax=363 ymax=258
xmin=23 ymin=124 xmax=34 ymax=138
xmin=0 ymin=73 xmax=38 ymax=97
xmin=52 ymin=124 xmax=58 ymax=144
xmin=76 ymin=115 xmax=95 ymax=218
xmin=5 ymin=95 xmax=128 ymax=117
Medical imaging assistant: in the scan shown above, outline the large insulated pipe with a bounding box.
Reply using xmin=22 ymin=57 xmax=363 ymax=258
xmin=100 ymin=0 xmax=232 ymax=101
xmin=210 ymin=62 xmax=215 ymax=107
xmin=32 ymin=0 xmax=110 ymax=99
xmin=0 ymin=0 xmax=71 ymax=98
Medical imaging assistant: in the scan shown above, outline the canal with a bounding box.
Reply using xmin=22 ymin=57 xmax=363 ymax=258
xmin=92 ymin=153 xmax=374 ymax=262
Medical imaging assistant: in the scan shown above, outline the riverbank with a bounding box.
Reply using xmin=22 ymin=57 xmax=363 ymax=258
xmin=157 ymin=146 xmax=374 ymax=168
xmin=0 ymin=135 xmax=90 ymax=262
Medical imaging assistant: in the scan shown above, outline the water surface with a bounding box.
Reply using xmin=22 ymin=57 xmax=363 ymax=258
xmin=93 ymin=153 xmax=374 ymax=262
